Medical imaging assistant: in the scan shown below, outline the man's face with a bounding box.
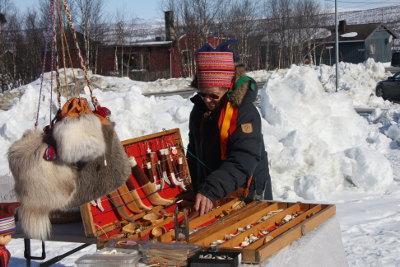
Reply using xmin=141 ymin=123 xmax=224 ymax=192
xmin=198 ymin=87 xmax=228 ymax=111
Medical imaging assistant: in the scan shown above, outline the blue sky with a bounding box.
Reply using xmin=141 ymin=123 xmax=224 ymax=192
xmin=13 ymin=0 xmax=163 ymax=20
xmin=11 ymin=0 xmax=400 ymax=19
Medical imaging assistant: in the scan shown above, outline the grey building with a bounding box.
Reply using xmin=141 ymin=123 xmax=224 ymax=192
xmin=315 ymin=20 xmax=397 ymax=65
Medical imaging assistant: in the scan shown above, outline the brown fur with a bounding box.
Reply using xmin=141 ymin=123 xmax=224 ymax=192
xmin=66 ymin=123 xmax=130 ymax=208
xmin=230 ymin=78 xmax=250 ymax=107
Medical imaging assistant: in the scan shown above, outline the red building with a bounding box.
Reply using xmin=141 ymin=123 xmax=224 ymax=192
xmin=50 ymin=12 xmax=223 ymax=81
xmin=96 ymin=11 xmax=222 ymax=81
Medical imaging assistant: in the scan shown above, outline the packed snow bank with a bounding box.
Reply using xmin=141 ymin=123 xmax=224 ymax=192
xmin=366 ymin=107 xmax=400 ymax=147
xmin=41 ymin=68 xmax=194 ymax=95
xmin=260 ymin=64 xmax=393 ymax=200
xmin=42 ymin=68 xmax=271 ymax=97
xmin=318 ymin=58 xmax=391 ymax=108
xmin=266 ymin=218 xmax=347 ymax=266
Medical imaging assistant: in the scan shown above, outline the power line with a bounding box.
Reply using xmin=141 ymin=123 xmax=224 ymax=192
xmin=324 ymin=0 xmax=399 ymax=5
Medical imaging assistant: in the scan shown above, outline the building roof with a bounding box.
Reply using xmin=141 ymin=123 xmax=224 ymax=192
xmin=318 ymin=22 xmax=397 ymax=43
xmin=100 ymin=20 xmax=166 ymax=46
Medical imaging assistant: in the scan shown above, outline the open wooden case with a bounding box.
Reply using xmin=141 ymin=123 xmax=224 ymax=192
xmin=176 ymin=200 xmax=336 ymax=264
xmin=80 ymin=128 xmax=190 ymax=241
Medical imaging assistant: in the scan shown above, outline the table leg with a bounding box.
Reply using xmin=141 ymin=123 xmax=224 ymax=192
xmin=23 ymin=238 xmax=46 ymax=266
xmin=23 ymin=238 xmax=31 ymax=267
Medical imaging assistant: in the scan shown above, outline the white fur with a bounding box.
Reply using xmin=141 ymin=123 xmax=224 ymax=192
xmin=19 ymin=205 xmax=51 ymax=240
xmin=8 ymin=130 xmax=78 ymax=239
xmin=53 ymin=114 xmax=106 ymax=163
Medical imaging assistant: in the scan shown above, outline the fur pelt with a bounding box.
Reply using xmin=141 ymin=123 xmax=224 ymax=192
xmin=8 ymin=123 xmax=130 ymax=239
xmin=52 ymin=114 xmax=106 ymax=164
xmin=229 ymin=79 xmax=249 ymax=107
xmin=66 ymin=123 xmax=131 ymax=208
xmin=8 ymin=130 xmax=77 ymax=240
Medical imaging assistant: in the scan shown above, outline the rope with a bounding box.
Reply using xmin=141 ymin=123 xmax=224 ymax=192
xmin=59 ymin=9 xmax=77 ymax=91
xmin=183 ymin=146 xmax=212 ymax=171
xmin=34 ymin=0 xmax=55 ymax=128
xmin=56 ymin=0 xmax=68 ymax=104
xmin=49 ymin=0 xmax=58 ymax=125
xmin=61 ymin=0 xmax=98 ymax=108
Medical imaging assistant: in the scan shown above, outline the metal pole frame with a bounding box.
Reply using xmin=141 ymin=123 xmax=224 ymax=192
xmin=335 ymin=0 xmax=339 ymax=92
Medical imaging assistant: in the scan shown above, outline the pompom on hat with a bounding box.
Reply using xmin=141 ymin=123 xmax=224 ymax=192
xmin=0 ymin=203 xmax=18 ymax=235
xmin=195 ymin=39 xmax=238 ymax=89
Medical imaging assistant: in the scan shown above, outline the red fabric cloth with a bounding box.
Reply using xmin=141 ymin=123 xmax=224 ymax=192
xmin=0 ymin=203 xmax=19 ymax=218
xmin=43 ymin=145 xmax=56 ymax=161
xmin=195 ymin=52 xmax=235 ymax=89
xmin=94 ymin=106 xmax=111 ymax=119
xmin=0 ymin=245 xmax=10 ymax=267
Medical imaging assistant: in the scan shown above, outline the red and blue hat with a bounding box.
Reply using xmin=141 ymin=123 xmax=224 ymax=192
xmin=0 ymin=203 xmax=18 ymax=235
xmin=195 ymin=40 xmax=237 ymax=89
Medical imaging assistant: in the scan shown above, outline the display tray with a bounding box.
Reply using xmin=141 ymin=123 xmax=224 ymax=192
xmin=180 ymin=201 xmax=336 ymax=264
xmin=80 ymin=128 xmax=190 ymax=241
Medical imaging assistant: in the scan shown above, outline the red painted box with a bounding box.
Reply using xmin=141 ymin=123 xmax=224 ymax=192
xmin=80 ymin=128 xmax=190 ymax=241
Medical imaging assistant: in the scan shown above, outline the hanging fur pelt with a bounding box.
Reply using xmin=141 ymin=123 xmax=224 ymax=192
xmin=8 ymin=114 xmax=130 ymax=240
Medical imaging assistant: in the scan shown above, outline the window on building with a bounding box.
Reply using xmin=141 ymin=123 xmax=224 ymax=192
xmin=141 ymin=53 xmax=150 ymax=71
xmin=119 ymin=52 xmax=150 ymax=72
xmin=369 ymin=44 xmax=376 ymax=55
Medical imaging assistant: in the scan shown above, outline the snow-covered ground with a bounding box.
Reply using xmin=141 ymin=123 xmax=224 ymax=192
xmin=2 ymin=59 xmax=400 ymax=266
xmin=37 ymin=68 xmax=271 ymax=97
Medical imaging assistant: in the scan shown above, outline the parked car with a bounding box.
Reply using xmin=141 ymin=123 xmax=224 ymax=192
xmin=376 ymin=72 xmax=400 ymax=101
xmin=392 ymin=51 xmax=400 ymax=67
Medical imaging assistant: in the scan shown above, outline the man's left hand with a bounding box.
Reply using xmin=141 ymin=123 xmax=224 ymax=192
xmin=194 ymin=193 xmax=214 ymax=215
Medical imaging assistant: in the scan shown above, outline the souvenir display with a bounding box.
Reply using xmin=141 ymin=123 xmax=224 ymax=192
xmin=79 ymin=128 xmax=336 ymax=264
xmin=81 ymin=129 xmax=190 ymax=242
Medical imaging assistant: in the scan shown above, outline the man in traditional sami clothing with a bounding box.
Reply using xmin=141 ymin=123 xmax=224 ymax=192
xmin=187 ymin=41 xmax=272 ymax=215
xmin=0 ymin=204 xmax=17 ymax=267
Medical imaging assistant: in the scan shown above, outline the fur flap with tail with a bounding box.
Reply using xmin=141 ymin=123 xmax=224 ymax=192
xmin=8 ymin=121 xmax=130 ymax=240
xmin=8 ymin=130 xmax=77 ymax=240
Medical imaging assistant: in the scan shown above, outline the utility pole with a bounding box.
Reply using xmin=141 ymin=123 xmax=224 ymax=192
xmin=335 ymin=0 xmax=339 ymax=92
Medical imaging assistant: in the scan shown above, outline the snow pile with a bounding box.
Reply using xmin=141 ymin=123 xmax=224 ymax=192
xmin=366 ymin=107 xmax=400 ymax=147
xmin=260 ymin=64 xmax=393 ymax=200
xmin=247 ymin=69 xmax=273 ymax=83
xmin=318 ymin=59 xmax=391 ymax=107
xmin=53 ymin=68 xmax=272 ymax=95
xmin=46 ymin=68 xmax=194 ymax=95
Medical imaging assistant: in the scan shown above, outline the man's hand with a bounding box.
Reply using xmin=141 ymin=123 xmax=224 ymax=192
xmin=194 ymin=193 xmax=214 ymax=215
